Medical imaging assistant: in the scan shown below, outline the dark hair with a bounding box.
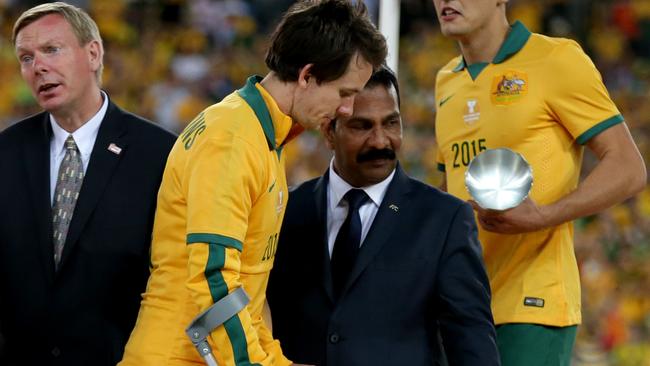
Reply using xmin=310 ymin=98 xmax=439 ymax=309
xmin=265 ymin=0 xmax=387 ymax=83
xmin=330 ymin=64 xmax=400 ymax=129
xmin=365 ymin=64 xmax=400 ymax=107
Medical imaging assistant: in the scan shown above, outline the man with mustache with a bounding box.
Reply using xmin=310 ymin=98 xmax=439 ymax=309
xmin=267 ymin=66 xmax=499 ymax=365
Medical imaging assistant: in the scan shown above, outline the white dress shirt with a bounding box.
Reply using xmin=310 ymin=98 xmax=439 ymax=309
xmin=326 ymin=159 xmax=395 ymax=257
xmin=49 ymin=91 xmax=109 ymax=204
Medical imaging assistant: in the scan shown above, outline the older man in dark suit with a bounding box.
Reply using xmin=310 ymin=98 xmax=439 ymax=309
xmin=267 ymin=66 xmax=499 ymax=365
xmin=0 ymin=3 xmax=175 ymax=365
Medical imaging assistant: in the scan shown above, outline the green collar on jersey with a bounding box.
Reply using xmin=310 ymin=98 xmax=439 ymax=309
xmin=237 ymin=75 xmax=277 ymax=151
xmin=453 ymin=20 xmax=532 ymax=78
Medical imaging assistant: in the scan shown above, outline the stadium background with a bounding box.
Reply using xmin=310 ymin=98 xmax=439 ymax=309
xmin=0 ymin=0 xmax=648 ymax=364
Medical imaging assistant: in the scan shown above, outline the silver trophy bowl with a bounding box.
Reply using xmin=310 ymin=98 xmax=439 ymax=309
xmin=465 ymin=148 xmax=533 ymax=211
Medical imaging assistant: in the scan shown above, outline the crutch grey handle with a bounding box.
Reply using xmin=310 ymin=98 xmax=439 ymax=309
xmin=186 ymin=287 xmax=250 ymax=366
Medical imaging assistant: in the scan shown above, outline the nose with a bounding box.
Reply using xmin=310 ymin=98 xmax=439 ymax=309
xmin=31 ymin=54 xmax=48 ymax=75
xmin=367 ymin=126 xmax=390 ymax=149
xmin=336 ymin=96 xmax=354 ymax=118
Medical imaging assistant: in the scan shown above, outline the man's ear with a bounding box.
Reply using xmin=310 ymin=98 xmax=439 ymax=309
xmin=321 ymin=119 xmax=336 ymax=150
xmin=297 ymin=63 xmax=315 ymax=88
xmin=86 ymin=39 xmax=102 ymax=72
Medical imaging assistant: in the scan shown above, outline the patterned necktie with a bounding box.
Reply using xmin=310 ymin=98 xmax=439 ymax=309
xmin=52 ymin=135 xmax=84 ymax=269
xmin=331 ymin=188 xmax=369 ymax=298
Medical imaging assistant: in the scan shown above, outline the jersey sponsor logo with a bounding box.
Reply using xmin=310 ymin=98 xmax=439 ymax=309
xmin=463 ymin=99 xmax=480 ymax=125
xmin=182 ymin=112 xmax=206 ymax=150
xmin=523 ymin=296 xmax=545 ymax=308
xmin=491 ymin=71 xmax=528 ymax=105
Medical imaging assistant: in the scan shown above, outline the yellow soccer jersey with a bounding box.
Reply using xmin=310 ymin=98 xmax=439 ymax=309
xmin=435 ymin=21 xmax=622 ymax=327
xmin=120 ymin=76 xmax=294 ymax=366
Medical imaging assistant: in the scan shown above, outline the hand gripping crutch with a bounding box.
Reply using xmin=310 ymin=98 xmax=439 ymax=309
xmin=185 ymin=287 xmax=250 ymax=366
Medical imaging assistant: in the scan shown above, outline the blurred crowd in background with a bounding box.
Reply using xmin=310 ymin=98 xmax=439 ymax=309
xmin=0 ymin=0 xmax=649 ymax=364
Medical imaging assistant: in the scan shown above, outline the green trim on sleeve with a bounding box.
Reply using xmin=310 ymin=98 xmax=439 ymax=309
xmin=437 ymin=163 xmax=446 ymax=172
xmin=187 ymin=233 xmax=243 ymax=252
xmin=237 ymin=75 xmax=276 ymax=151
xmin=205 ymin=246 xmax=260 ymax=366
xmin=224 ymin=315 xmax=262 ymax=366
xmin=576 ymin=114 xmax=624 ymax=145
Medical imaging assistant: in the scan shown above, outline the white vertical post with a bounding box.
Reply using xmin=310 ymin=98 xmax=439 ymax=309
xmin=378 ymin=0 xmax=400 ymax=75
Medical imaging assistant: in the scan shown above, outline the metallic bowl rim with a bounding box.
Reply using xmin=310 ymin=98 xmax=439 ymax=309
xmin=464 ymin=147 xmax=534 ymax=210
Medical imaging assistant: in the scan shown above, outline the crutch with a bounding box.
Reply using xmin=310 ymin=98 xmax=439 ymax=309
xmin=186 ymin=287 xmax=250 ymax=366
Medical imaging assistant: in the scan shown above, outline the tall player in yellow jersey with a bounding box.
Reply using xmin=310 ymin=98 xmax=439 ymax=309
xmin=119 ymin=2 xmax=386 ymax=366
xmin=432 ymin=0 xmax=646 ymax=365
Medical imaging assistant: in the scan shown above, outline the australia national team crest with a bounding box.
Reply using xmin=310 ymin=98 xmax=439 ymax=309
xmin=491 ymin=70 xmax=528 ymax=105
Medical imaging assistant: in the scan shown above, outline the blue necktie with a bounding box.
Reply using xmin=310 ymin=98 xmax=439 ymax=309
xmin=331 ymin=189 xmax=369 ymax=298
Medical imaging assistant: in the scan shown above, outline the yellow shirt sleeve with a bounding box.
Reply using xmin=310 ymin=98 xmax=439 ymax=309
xmin=545 ymin=40 xmax=623 ymax=144
xmin=183 ymin=135 xmax=281 ymax=365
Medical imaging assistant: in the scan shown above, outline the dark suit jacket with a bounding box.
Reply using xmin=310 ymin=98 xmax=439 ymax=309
xmin=267 ymin=165 xmax=499 ymax=366
xmin=0 ymin=100 xmax=176 ymax=366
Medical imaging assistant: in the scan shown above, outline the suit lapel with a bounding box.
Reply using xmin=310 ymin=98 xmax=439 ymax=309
xmin=24 ymin=115 xmax=56 ymax=279
xmin=341 ymin=165 xmax=412 ymax=297
xmin=58 ymin=102 xmax=128 ymax=270
xmin=313 ymin=171 xmax=336 ymax=303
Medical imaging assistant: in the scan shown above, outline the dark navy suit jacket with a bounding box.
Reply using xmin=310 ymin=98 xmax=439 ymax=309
xmin=0 ymin=100 xmax=175 ymax=366
xmin=268 ymin=165 xmax=500 ymax=366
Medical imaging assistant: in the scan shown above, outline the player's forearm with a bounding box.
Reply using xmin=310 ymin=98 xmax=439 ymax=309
xmin=541 ymin=130 xmax=646 ymax=227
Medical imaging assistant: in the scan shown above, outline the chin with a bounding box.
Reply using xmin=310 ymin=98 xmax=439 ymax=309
xmin=38 ymin=100 xmax=64 ymax=113
xmin=440 ymin=25 xmax=469 ymax=39
xmin=361 ymin=168 xmax=392 ymax=184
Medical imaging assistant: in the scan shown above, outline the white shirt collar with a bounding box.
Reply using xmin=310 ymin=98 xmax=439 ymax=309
xmin=50 ymin=91 xmax=109 ymax=160
xmin=328 ymin=158 xmax=395 ymax=210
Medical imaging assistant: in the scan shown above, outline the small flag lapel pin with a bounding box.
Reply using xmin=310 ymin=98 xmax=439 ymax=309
xmin=108 ymin=143 xmax=122 ymax=155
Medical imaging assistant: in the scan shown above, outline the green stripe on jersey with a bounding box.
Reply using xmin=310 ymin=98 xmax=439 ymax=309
xmin=224 ymin=315 xmax=262 ymax=366
xmin=205 ymin=244 xmax=260 ymax=365
xmin=187 ymin=233 xmax=243 ymax=251
xmin=206 ymin=244 xmax=229 ymax=301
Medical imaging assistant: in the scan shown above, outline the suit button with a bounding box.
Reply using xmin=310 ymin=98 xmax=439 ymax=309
xmin=329 ymin=333 xmax=340 ymax=344
xmin=51 ymin=347 xmax=61 ymax=357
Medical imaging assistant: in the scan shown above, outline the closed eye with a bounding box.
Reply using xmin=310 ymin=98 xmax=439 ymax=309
xmin=339 ymin=89 xmax=358 ymax=98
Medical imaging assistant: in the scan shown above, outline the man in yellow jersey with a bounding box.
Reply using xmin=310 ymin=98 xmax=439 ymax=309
xmin=119 ymin=1 xmax=386 ymax=366
xmin=432 ymin=0 xmax=646 ymax=365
